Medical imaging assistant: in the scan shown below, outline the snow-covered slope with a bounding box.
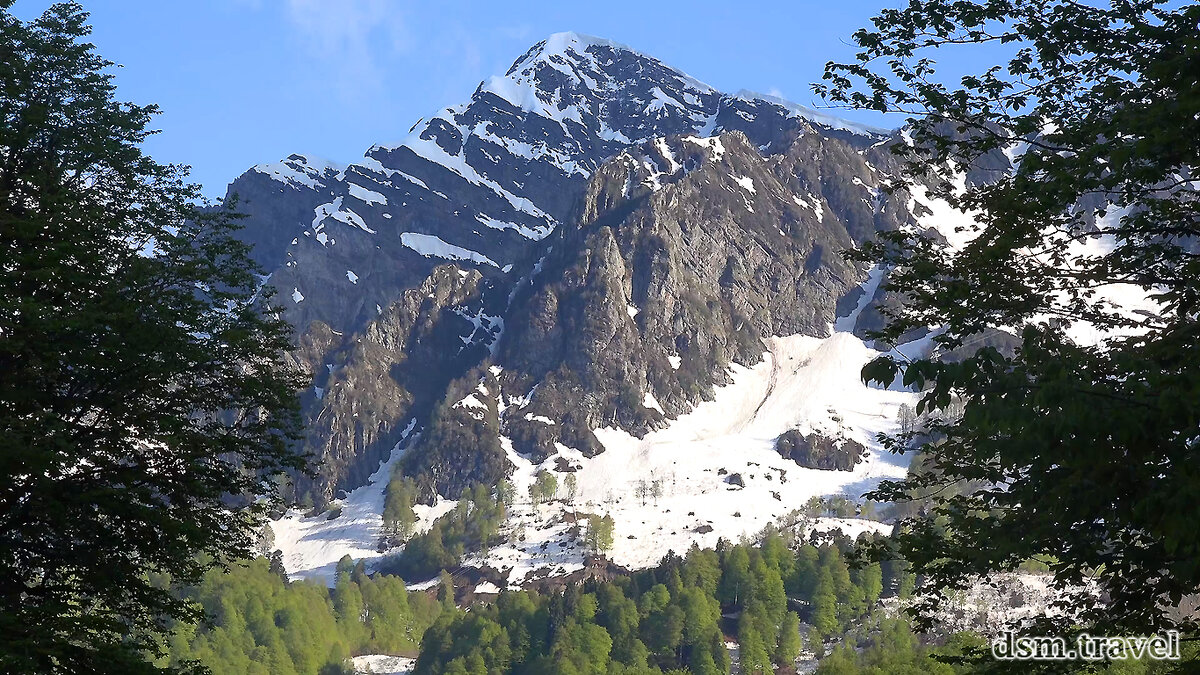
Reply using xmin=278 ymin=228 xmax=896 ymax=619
xmin=274 ymin=330 xmax=916 ymax=584
xmin=271 ymin=421 xmax=456 ymax=581
xmin=479 ymin=332 xmax=914 ymax=584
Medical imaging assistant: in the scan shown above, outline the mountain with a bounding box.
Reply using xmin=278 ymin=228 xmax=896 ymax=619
xmin=225 ymin=33 xmax=993 ymax=580
xmin=228 ymin=32 xmax=888 ymax=336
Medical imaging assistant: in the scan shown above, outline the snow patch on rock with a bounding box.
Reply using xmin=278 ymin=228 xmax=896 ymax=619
xmin=400 ymin=232 xmax=499 ymax=268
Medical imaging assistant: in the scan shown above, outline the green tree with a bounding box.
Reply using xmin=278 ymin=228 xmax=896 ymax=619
xmin=854 ymin=561 xmax=884 ymax=609
xmin=689 ymin=648 xmax=720 ymax=675
xmin=638 ymin=584 xmax=671 ymax=618
xmin=676 ymin=586 xmax=719 ymax=649
xmin=788 ymin=544 xmax=820 ymax=600
xmin=383 ymin=475 xmax=418 ymax=542
xmin=0 ymin=4 xmax=304 ymax=672
xmin=497 ymin=479 xmax=515 ymax=507
xmin=748 ymin=557 xmax=787 ymax=635
xmin=682 ymin=545 xmax=722 ymax=597
xmin=819 ymin=546 xmax=864 ymax=625
xmin=161 ymin=557 xmax=434 ymax=675
xmin=814 ymin=645 xmax=858 ymax=675
xmin=736 ymin=615 xmax=772 ymax=674
xmin=466 ymin=483 xmax=501 ymax=554
xmin=642 ymin=604 xmax=683 ymax=663
xmin=809 ymin=568 xmax=838 ymax=638
xmin=718 ymin=545 xmax=752 ymax=606
xmin=437 ymin=571 xmax=456 ymax=612
xmin=333 ymin=569 xmax=367 ymax=650
xmin=821 ymin=0 xmax=1200 ymax=639
xmin=530 ymin=470 xmax=558 ymax=506
xmin=585 ymin=514 xmax=615 ymax=556
xmin=414 ymin=612 xmax=511 ymax=675
xmin=555 ymin=621 xmax=612 ymax=675
xmin=760 ymin=533 xmax=794 ymax=580
xmin=596 ymin=584 xmax=642 ymax=665
xmin=775 ymin=611 xmax=802 ymax=667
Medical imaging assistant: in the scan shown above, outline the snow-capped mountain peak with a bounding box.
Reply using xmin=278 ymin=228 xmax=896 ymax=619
xmin=484 ymin=31 xmax=718 ymax=126
xmin=250 ymin=153 xmax=343 ymax=191
xmin=226 ymin=31 xmax=898 ymax=341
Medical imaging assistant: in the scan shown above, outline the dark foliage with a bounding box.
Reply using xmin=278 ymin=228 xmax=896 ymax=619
xmin=818 ymin=0 xmax=1200 ymax=655
xmin=0 ymin=4 xmax=304 ymax=671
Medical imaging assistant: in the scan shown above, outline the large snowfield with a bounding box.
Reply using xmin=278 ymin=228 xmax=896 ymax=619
xmin=272 ymin=327 xmax=917 ymax=586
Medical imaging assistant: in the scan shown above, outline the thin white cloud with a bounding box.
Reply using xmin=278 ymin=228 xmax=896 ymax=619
xmin=281 ymin=0 xmax=412 ymax=97
xmin=496 ymin=24 xmax=533 ymax=42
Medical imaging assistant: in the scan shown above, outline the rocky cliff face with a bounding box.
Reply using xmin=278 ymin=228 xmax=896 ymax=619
xmin=228 ymin=33 xmax=890 ymax=336
xmin=226 ymin=32 xmax=977 ymax=504
xmin=487 ymin=130 xmax=897 ymax=464
xmin=394 ymin=123 xmax=940 ymax=501
xmin=284 ymin=266 xmax=507 ymax=501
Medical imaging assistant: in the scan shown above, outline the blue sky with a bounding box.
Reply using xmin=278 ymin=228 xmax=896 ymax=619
xmin=14 ymin=1 xmax=916 ymax=197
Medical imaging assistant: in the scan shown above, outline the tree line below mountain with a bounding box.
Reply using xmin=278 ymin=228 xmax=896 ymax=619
xmin=160 ymin=528 xmax=1195 ymax=675
xmin=160 ymin=530 xmax=916 ymax=674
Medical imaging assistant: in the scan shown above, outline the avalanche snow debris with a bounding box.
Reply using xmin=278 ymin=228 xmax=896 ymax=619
xmin=466 ymin=333 xmax=918 ymax=580
xmin=351 ymin=655 xmax=416 ymax=675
